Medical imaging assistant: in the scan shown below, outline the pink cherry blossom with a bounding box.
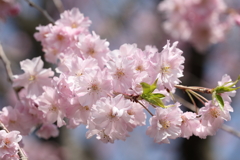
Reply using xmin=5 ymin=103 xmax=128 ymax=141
xmin=0 ymin=0 xmax=20 ymax=20
xmin=126 ymin=102 xmax=146 ymax=130
xmin=0 ymin=106 xmax=33 ymax=135
xmin=197 ymin=100 xmax=233 ymax=138
xmin=180 ymin=112 xmax=201 ymax=139
xmin=106 ymin=45 xmax=136 ymax=93
xmin=87 ymin=94 xmax=135 ymax=142
xmin=151 ymin=41 xmax=184 ymax=91
xmin=36 ymin=123 xmax=59 ymax=139
xmin=74 ymin=68 xmax=112 ymax=107
xmin=77 ymin=32 xmax=110 ymax=68
xmin=13 ymin=56 xmax=54 ymax=97
xmin=0 ymin=130 xmax=22 ymax=159
xmin=217 ymin=74 xmax=236 ymax=102
xmin=146 ymin=103 xmax=182 ymax=144
xmin=56 ymin=7 xmax=91 ymax=35
xmin=66 ymin=97 xmax=92 ymax=128
xmin=158 ymin=0 xmax=229 ymax=51
xmin=38 ymin=86 xmax=66 ymax=127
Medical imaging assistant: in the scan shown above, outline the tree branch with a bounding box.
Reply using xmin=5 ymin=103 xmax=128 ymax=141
xmin=137 ymin=100 xmax=154 ymax=116
xmin=24 ymin=0 xmax=55 ymax=23
xmin=221 ymin=124 xmax=240 ymax=139
xmin=0 ymin=44 xmax=20 ymax=100
xmin=53 ymin=0 xmax=65 ymax=13
xmin=175 ymin=84 xmax=213 ymax=94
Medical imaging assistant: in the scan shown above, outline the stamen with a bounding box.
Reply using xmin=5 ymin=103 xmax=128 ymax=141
xmin=161 ymin=66 xmax=170 ymax=74
xmin=210 ymin=108 xmax=220 ymax=118
xmin=160 ymin=119 xmax=171 ymax=129
xmin=115 ymin=69 xmax=125 ymax=79
xmin=87 ymin=48 xmax=95 ymax=56
xmin=29 ymin=75 xmax=35 ymax=81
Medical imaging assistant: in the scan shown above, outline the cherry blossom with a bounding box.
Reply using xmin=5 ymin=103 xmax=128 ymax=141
xmin=0 ymin=0 xmax=20 ymax=20
xmin=87 ymin=95 xmax=135 ymax=142
xmin=151 ymin=41 xmax=184 ymax=91
xmin=0 ymin=130 xmax=22 ymax=159
xmin=180 ymin=112 xmax=201 ymax=139
xmin=146 ymin=103 xmax=183 ymax=144
xmin=217 ymin=74 xmax=236 ymax=102
xmin=158 ymin=0 xmax=230 ymax=51
xmin=38 ymin=86 xmax=66 ymax=127
xmin=199 ymin=100 xmax=233 ymax=133
xmin=13 ymin=56 xmax=54 ymax=97
xmin=36 ymin=123 xmax=59 ymax=139
xmin=0 ymin=6 xmax=238 ymax=152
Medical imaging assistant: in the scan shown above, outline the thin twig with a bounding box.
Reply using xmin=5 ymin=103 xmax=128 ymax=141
xmin=175 ymin=84 xmax=212 ymax=94
xmin=0 ymin=122 xmax=28 ymax=160
xmin=137 ymin=101 xmax=154 ymax=116
xmin=0 ymin=44 xmax=20 ymax=100
xmin=221 ymin=124 xmax=240 ymax=139
xmin=188 ymin=90 xmax=208 ymax=104
xmin=52 ymin=0 xmax=65 ymax=13
xmin=174 ymin=94 xmax=240 ymax=138
xmin=186 ymin=90 xmax=198 ymax=114
xmin=174 ymin=94 xmax=196 ymax=111
xmin=24 ymin=0 xmax=55 ymax=23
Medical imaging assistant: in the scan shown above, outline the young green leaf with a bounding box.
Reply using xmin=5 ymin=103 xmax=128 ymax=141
xmin=146 ymin=95 xmax=166 ymax=108
xmin=140 ymin=79 xmax=158 ymax=95
xmin=140 ymin=79 xmax=168 ymax=108
xmin=152 ymin=93 xmax=165 ymax=98
xmin=215 ymin=94 xmax=224 ymax=110
xmin=140 ymin=82 xmax=152 ymax=95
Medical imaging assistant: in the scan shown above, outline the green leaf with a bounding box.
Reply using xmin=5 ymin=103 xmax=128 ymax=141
xmin=152 ymin=93 xmax=165 ymax=98
xmin=147 ymin=96 xmax=166 ymax=108
xmin=215 ymin=94 xmax=224 ymax=110
xmin=140 ymin=79 xmax=169 ymax=108
xmin=140 ymin=82 xmax=152 ymax=94
xmin=140 ymin=79 xmax=158 ymax=95
xmin=213 ymin=75 xmax=240 ymax=95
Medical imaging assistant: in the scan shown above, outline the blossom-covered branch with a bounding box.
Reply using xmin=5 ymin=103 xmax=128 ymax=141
xmin=174 ymin=93 xmax=240 ymax=139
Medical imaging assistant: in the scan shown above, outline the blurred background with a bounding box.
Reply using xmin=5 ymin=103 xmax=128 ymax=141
xmin=1 ymin=0 xmax=240 ymax=159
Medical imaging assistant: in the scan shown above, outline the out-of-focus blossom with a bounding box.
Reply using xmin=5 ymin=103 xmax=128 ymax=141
xmin=159 ymin=0 xmax=230 ymax=51
xmin=0 ymin=0 xmax=20 ymax=20
xmin=36 ymin=123 xmax=59 ymax=139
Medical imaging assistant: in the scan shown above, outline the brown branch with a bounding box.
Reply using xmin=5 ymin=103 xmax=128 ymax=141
xmin=174 ymin=94 xmax=240 ymax=139
xmin=175 ymin=84 xmax=213 ymax=94
xmin=24 ymin=0 xmax=55 ymax=23
xmin=185 ymin=90 xmax=198 ymax=114
xmin=53 ymin=0 xmax=65 ymax=13
xmin=137 ymin=100 xmax=154 ymax=116
xmin=0 ymin=44 xmax=20 ymax=100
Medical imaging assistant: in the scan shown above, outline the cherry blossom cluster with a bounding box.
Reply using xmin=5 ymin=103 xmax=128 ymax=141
xmin=0 ymin=8 xmax=237 ymax=157
xmin=158 ymin=0 xmax=240 ymax=51
xmin=0 ymin=0 xmax=20 ymax=20
xmin=147 ymin=75 xmax=235 ymax=143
